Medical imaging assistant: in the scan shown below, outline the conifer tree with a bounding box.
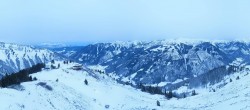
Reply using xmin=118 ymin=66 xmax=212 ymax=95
xmin=192 ymin=90 xmax=196 ymax=96
xmin=84 ymin=79 xmax=88 ymax=85
xmin=183 ymin=93 xmax=186 ymax=98
xmin=236 ymin=76 xmax=240 ymax=80
xmin=157 ymin=100 xmax=160 ymax=106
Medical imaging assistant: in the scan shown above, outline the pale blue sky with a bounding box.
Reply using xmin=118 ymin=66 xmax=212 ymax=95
xmin=0 ymin=0 xmax=250 ymax=44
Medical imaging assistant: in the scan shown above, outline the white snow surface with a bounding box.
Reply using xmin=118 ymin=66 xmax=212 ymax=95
xmin=1 ymin=62 xmax=250 ymax=110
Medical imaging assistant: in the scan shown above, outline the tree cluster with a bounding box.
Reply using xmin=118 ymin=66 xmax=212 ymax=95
xmin=0 ymin=63 xmax=45 ymax=88
xmin=165 ymin=90 xmax=173 ymax=99
xmin=51 ymin=60 xmax=55 ymax=64
xmin=95 ymin=69 xmax=105 ymax=74
xmin=63 ymin=60 xmax=73 ymax=64
xmin=63 ymin=60 xmax=69 ymax=64
xmin=137 ymin=83 xmax=191 ymax=99
xmin=51 ymin=65 xmax=57 ymax=69
xmin=189 ymin=66 xmax=230 ymax=88
xmin=191 ymin=90 xmax=197 ymax=96
xmin=138 ymin=83 xmax=163 ymax=95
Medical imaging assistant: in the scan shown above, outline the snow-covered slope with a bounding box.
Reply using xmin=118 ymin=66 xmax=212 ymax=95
xmin=0 ymin=62 xmax=163 ymax=110
xmin=1 ymin=61 xmax=250 ymax=110
xmin=168 ymin=66 xmax=250 ymax=110
xmin=0 ymin=42 xmax=57 ymax=77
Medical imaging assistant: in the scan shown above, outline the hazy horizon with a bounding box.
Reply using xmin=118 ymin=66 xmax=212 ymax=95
xmin=3 ymin=38 xmax=250 ymax=46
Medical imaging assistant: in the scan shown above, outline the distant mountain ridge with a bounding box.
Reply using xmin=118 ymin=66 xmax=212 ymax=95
xmin=53 ymin=40 xmax=250 ymax=89
xmin=35 ymin=42 xmax=90 ymax=49
xmin=0 ymin=42 xmax=58 ymax=78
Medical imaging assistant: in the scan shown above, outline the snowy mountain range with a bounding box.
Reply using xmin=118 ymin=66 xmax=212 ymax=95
xmin=0 ymin=42 xmax=57 ymax=78
xmin=1 ymin=40 xmax=250 ymax=109
xmin=53 ymin=40 xmax=250 ymax=90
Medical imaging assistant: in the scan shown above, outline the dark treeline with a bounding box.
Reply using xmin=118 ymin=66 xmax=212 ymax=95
xmin=0 ymin=63 xmax=45 ymax=88
xmin=126 ymin=65 xmax=242 ymax=99
xmin=137 ymin=82 xmax=200 ymax=100
xmin=189 ymin=65 xmax=237 ymax=88
xmin=138 ymin=83 xmax=163 ymax=95
xmin=137 ymin=83 xmax=179 ymax=99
